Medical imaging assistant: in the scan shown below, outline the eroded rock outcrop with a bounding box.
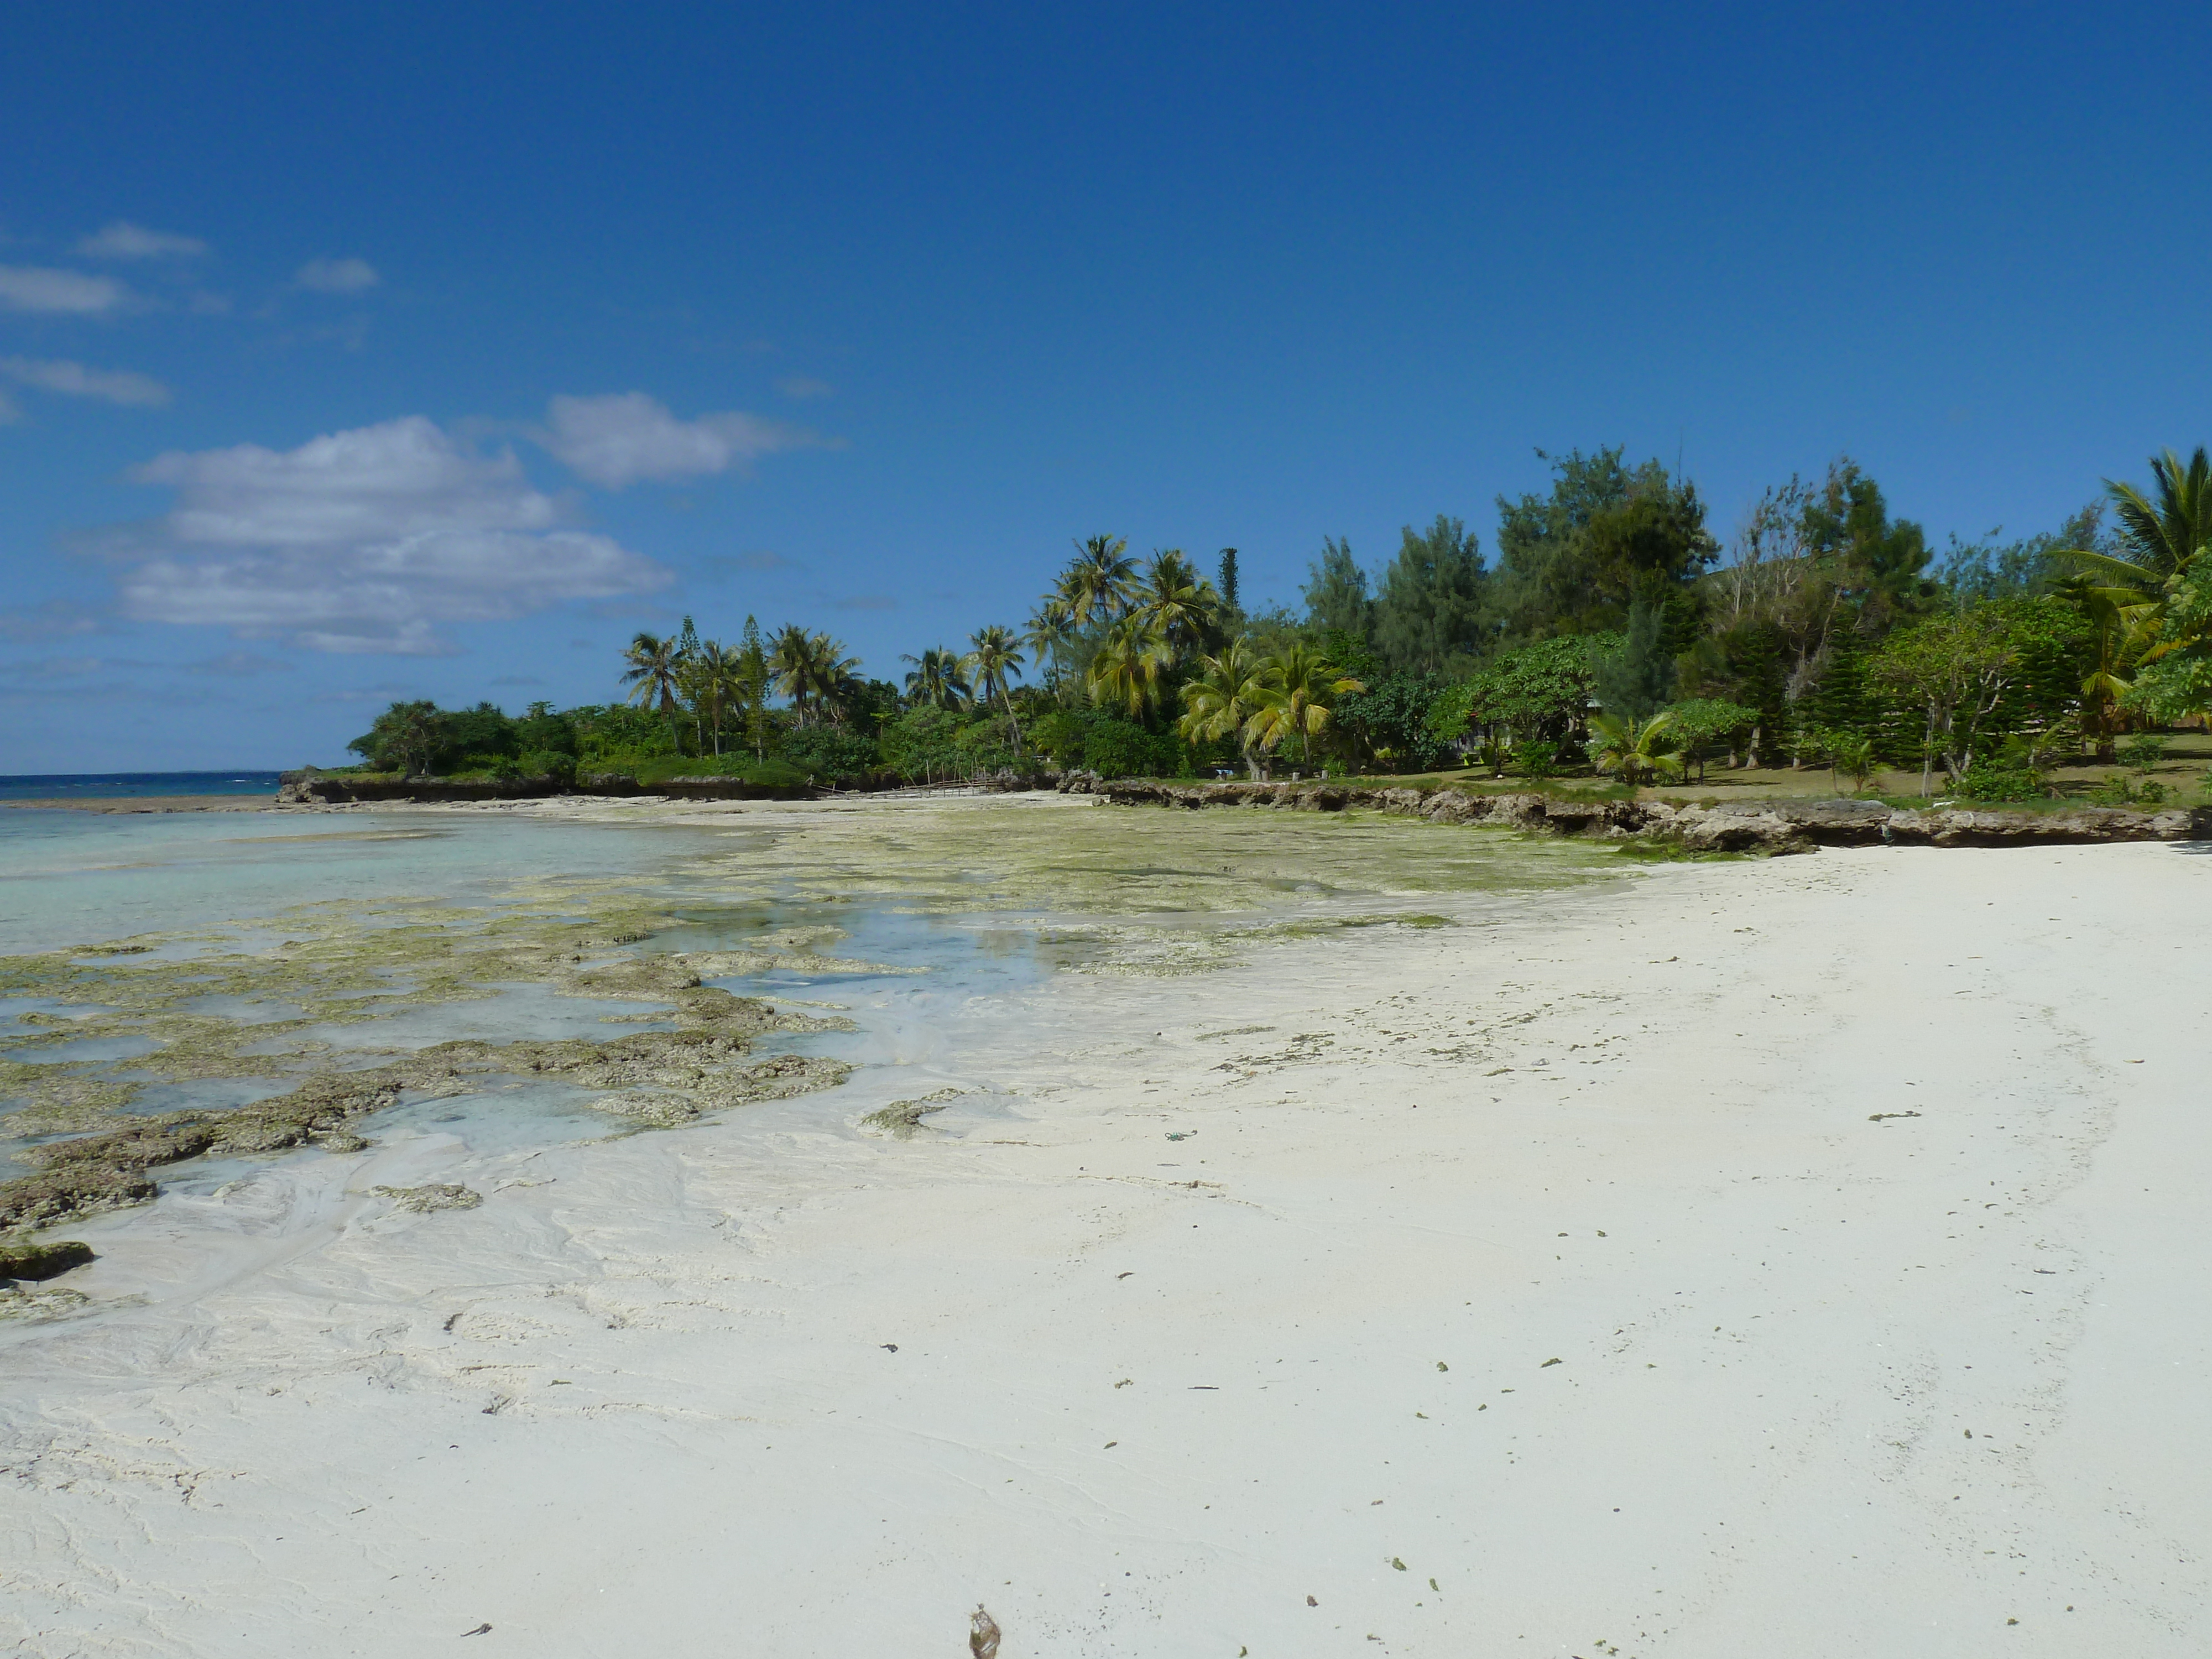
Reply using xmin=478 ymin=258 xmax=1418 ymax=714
xmin=1057 ymin=774 xmax=2212 ymax=853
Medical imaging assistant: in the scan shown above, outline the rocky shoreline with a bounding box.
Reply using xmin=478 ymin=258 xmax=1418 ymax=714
xmin=1060 ymin=775 xmax=2212 ymax=852
xmin=264 ymin=767 xmax=2212 ymax=851
xmin=274 ymin=769 xmax=819 ymax=804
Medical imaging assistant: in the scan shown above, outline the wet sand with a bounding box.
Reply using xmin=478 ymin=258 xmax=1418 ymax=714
xmin=1 ymin=821 xmax=2207 ymax=1656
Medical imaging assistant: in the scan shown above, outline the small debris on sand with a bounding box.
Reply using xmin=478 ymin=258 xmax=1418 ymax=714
xmin=969 ymin=1604 xmax=1001 ymax=1658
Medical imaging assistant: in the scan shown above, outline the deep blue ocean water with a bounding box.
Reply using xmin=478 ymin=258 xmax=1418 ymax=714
xmin=0 ymin=771 xmax=284 ymax=802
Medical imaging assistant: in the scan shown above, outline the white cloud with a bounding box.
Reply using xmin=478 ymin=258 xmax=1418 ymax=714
xmin=1 ymin=357 xmax=171 ymax=407
xmin=116 ymin=415 xmax=671 ymax=654
xmin=0 ymin=389 xmax=18 ymax=424
xmin=536 ymin=392 xmax=821 ymax=488
xmin=77 ymin=221 xmax=208 ymax=259
xmin=295 ymin=256 xmax=379 ymax=294
xmin=776 ymin=375 xmax=834 ymax=400
xmin=0 ymin=265 xmax=129 ymax=315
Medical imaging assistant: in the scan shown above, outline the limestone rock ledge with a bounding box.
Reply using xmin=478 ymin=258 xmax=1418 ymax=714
xmin=1057 ymin=775 xmax=2211 ymax=854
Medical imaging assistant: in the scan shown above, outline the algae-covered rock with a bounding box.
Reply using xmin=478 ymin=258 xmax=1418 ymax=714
xmin=372 ymin=1183 xmax=482 ymax=1213
xmin=859 ymin=1087 xmax=966 ymax=1139
xmin=0 ymin=1167 xmax=160 ymax=1230
xmin=0 ymin=1285 xmax=92 ymax=1322
xmin=0 ymin=1238 xmax=95 ymax=1280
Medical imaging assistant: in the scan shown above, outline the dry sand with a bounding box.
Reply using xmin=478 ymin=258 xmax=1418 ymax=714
xmin=3 ymin=833 xmax=2208 ymax=1656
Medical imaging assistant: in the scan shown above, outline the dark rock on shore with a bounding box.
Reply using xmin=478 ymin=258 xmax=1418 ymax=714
xmin=1056 ymin=775 xmax=2212 ymax=853
xmin=0 ymin=1238 xmax=96 ymax=1281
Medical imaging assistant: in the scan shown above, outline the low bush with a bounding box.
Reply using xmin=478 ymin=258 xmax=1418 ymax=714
xmin=1954 ymin=762 xmax=2043 ymax=803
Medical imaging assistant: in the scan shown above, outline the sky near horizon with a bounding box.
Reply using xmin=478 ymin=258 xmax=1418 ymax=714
xmin=3 ymin=2 xmax=2208 ymax=771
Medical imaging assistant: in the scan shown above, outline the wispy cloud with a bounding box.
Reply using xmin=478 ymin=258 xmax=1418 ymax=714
xmin=112 ymin=415 xmax=672 ymax=655
xmin=295 ymin=256 xmax=379 ymax=295
xmin=184 ymin=650 xmax=294 ymax=676
xmin=0 ymin=598 xmax=104 ymax=640
xmin=776 ymin=375 xmax=834 ymax=400
xmin=77 ymin=221 xmax=208 ymax=260
xmin=0 ymin=265 xmax=130 ymax=315
xmin=1 ymin=357 xmax=171 ymax=408
xmin=535 ymin=392 xmax=830 ymax=488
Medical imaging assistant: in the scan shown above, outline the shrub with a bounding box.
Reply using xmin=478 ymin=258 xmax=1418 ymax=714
xmin=1029 ymin=710 xmax=1091 ymax=769
xmin=2091 ymin=775 xmax=2167 ymax=807
xmin=1514 ymin=739 xmax=1561 ymax=780
xmin=879 ymin=707 xmax=969 ymax=781
xmin=1954 ymin=762 xmax=2042 ymax=802
xmin=2119 ymin=734 xmax=2168 ymax=771
xmin=779 ymin=726 xmax=881 ymax=782
xmin=1083 ymin=718 xmax=1182 ymax=779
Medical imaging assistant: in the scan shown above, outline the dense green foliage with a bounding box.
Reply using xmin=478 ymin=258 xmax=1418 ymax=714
xmin=339 ymin=442 xmax=2209 ymax=800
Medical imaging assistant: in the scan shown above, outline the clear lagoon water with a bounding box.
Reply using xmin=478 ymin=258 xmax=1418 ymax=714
xmin=0 ymin=797 xmax=1626 ymax=1235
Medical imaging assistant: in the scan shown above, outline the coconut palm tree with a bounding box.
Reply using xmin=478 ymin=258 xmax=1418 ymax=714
xmin=768 ymin=624 xmax=818 ymax=723
xmin=2059 ymin=577 xmax=2158 ymax=758
xmin=1246 ymin=643 xmax=1364 ymax=769
xmin=1821 ymin=729 xmax=1878 ymax=796
xmin=807 ymin=632 xmax=863 ymax=726
xmin=768 ymin=627 xmax=862 ymax=726
xmin=1129 ymin=550 xmax=1219 ymax=658
xmin=684 ymin=640 xmax=742 ymax=755
xmin=961 ymin=624 xmax=1028 ymax=754
xmin=901 ymin=646 xmax=972 ymax=711
xmin=1024 ymin=597 xmax=1079 ymax=695
xmin=2069 ymin=447 xmax=2212 ymax=596
xmin=1087 ymin=613 xmax=1173 ymax=721
xmin=621 ymin=631 xmax=686 ymax=747
xmin=1588 ymin=710 xmax=1684 ymax=788
xmin=1177 ymin=638 xmax=1281 ymax=779
xmin=1061 ymin=534 xmax=1136 ymax=628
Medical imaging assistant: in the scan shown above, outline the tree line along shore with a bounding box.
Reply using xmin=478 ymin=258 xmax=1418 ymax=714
xmin=325 ymin=444 xmax=2212 ymax=808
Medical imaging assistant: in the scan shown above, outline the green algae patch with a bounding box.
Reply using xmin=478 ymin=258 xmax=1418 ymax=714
xmin=651 ymin=794 xmax=1619 ymax=976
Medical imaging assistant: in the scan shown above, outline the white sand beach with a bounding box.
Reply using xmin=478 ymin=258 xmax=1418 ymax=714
xmin=4 ymin=818 xmax=2208 ymax=1657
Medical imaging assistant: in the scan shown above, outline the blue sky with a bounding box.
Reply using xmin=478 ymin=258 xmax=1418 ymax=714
xmin=3 ymin=2 xmax=2207 ymax=771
